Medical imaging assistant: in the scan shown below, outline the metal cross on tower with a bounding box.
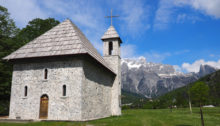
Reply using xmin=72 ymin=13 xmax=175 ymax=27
xmin=105 ymin=9 xmax=119 ymax=26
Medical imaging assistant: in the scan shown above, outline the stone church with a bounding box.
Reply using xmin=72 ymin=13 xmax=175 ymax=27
xmin=3 ymin=19 xmax=122 ymax=121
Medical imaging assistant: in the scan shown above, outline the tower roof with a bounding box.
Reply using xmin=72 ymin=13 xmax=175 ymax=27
xmin=101 ymin=26 xmax=122 ymax=43
xmin=3 ymin=19 xmax=115 ymax=74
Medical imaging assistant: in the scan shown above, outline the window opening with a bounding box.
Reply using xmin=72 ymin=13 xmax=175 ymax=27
xmin=24 ymin=86 xmax=28 ymax=97
xmin=44 ymin=69 xmax=48 ymax=79
xmin=109 ymin=42 xmax=113 ymax=55
xmin=63 ymin=85 xmax=66 ymax=96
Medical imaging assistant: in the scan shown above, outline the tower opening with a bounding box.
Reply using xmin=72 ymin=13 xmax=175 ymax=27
xmin=109 ymin=42 xmax=113 ymax=55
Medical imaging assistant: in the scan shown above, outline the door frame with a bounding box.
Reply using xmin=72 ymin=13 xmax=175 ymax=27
xmin=39 ymin=94 xmax=49 ymax=119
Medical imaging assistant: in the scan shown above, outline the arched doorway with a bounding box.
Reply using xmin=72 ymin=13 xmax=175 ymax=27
xmin=39 ymin=94 xmax=49 ymax=119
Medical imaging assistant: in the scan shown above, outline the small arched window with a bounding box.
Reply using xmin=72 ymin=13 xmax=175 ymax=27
xmin=109 ymin=42 xmax=113 ymax=55
xmin=44 ymin=69 xmax=48 ymax=79
xmin=63 ymin=85 xmax=66 ymax=96
xmin=24 ymin=86 xmax=28 ymax=97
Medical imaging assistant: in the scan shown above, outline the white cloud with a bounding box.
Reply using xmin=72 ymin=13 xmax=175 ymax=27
xmin=118 ymin=0 xmax=151 ymax=37
xmin=144 ymin=51 xmax=171 ymax=63
xmin=0 ymin=0 xmax=107 ymax=52
xmin=182 ymin=59 xmax=220 ymax=73
xmin=154 ymin=0 xmax=220 ymax=30
xmin=175 ymin=0 xmax=220 ymax=19
xmin=38 ymin=0 xmax=107 ymax=55
xmin=40 ymin=0 xmax=105 ymax=30
xmin=1 ymin=0 xmax=152 ymax=53
xmin=40 ymin=0 xmax=151 ymax=42
xmin=176 ymin=14 xmax=187 ymax=23
xmin=176 ymin=14 xmax=201 ymax=23
xmin=121 ymin=44 xmax=137 ymax=58
xmin=0 ymin=0 xmax=47 ymax=28
xmin=173 ymin=65 xmax=182 ymax=72
xmin=154 ymin=0 xmax=174 ymax=30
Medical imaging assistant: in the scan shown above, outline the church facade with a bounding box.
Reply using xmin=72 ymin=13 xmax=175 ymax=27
xmin=3 ymin=19 xmax=122 ymax=121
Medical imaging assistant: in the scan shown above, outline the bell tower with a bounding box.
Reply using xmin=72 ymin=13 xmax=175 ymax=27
xmin=102 ymin=26 xmax=122 ymax=57
xmin=101 ymin=25 xmax=122 ymax=116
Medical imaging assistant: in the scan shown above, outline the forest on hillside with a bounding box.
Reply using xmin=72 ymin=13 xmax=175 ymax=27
xmin=143 ymin=70 xmax=220 ymax=109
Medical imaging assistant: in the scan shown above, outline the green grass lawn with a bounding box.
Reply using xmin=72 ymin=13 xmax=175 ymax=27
xmin=0 ymin=107 xmax=220 ymax=126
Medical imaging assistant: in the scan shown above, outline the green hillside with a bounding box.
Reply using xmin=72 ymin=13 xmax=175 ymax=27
xmin=154 ymin=70 xmax=220 ymax=108
xmin=121 ymin=90 xmax=147 ymax=109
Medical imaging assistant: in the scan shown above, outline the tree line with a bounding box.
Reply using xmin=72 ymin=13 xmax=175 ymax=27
xmin=0 ymin=5 xmax=60 ymax=115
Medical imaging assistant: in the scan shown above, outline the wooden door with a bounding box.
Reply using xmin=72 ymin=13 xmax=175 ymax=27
xmin=39 ymin=95 xmax=48 ymax=119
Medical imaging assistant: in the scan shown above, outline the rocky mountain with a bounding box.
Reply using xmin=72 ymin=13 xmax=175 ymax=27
xmin=198 ymin=65 xmax=216 ymax=77
xmin=121 ymin=57 xmax=217 ymax=98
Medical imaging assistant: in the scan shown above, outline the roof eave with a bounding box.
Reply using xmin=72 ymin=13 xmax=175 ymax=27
xmin=3 ymin=53 xmax=117 ymax=76
xmin=2 ymin=56 xmax=10 ymax=61
xmin=101 ymin=37 xmax=122 ymax=43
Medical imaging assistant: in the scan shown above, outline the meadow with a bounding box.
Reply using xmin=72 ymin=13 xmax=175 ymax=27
xmin=0 ymin=107 xmax=220 ymax=126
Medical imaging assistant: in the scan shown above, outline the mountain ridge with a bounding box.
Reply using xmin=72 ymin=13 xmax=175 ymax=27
xmin=121 ymin=57 xmax=218 ymax=98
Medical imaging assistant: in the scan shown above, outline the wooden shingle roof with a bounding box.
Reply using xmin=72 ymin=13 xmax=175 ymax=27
xmin=3 ymin=19 xmax=115 ymax=74
xmin=101 ymin=25 xmax=122 ymax=43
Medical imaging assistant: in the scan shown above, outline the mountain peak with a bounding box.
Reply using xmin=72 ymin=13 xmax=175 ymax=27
xmin=121 ymin=59 xmax=217 ymax=98
xmin=198 ymin=64 xmax=216 ymax=77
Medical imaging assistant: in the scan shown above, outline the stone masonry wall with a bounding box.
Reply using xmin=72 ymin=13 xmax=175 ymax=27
xmin=81 ymin=60 xmax=114 ymax=120
xmin=104 ymin=55 xmax=121 ymax=115
xmin=9 ymin=58 xmax=83 ymax=120
xmin=103 ymin=39 xmax=120 ymax=56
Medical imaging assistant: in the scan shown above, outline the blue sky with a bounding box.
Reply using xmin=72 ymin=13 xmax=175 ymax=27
xmin=1 ymin=0 xmax=220 ymax=73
